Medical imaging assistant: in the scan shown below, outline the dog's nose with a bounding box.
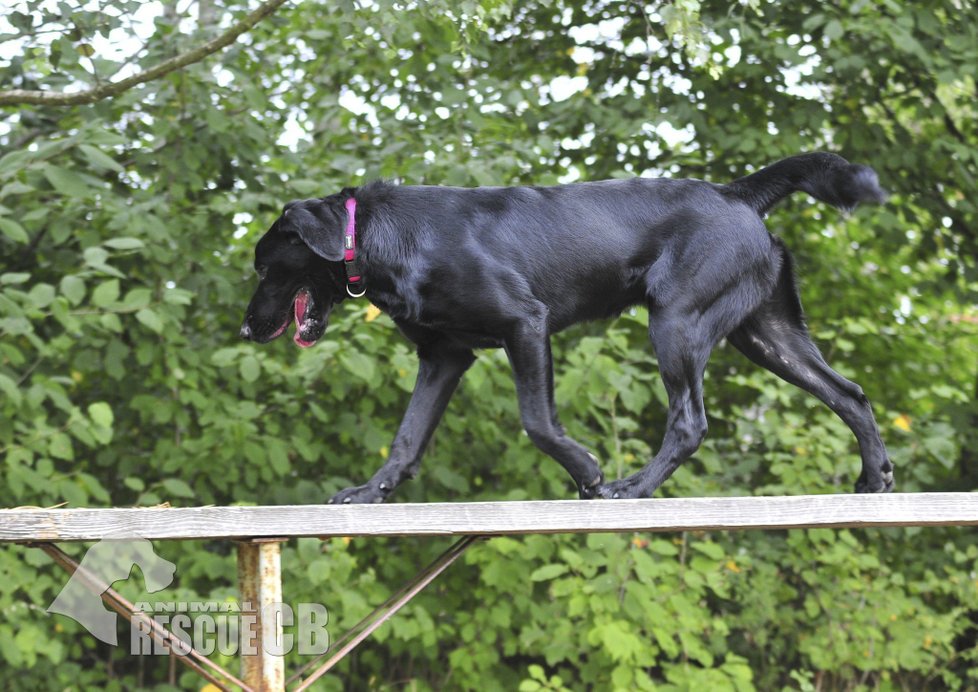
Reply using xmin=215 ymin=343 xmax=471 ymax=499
xmin=239 ymin=323 xmax=253 ymax=340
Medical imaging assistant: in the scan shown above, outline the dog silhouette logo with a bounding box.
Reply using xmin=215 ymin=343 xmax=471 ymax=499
xmin=47 ymin=538 xmax=176 ymax=645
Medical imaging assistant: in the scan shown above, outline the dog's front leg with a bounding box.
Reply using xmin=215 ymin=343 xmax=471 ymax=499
xmin=329 ymin=342 xmax=475 ymax=504
xmin=505 ymin=323 xmax=604 ymax=498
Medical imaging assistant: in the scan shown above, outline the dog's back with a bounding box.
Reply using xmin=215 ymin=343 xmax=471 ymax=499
xmin=366 ymin=170 xmax=781 ymax=329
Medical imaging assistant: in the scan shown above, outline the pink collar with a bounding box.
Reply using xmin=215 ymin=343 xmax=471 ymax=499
xmin=344 ymin=197 xmax=365 ymax=298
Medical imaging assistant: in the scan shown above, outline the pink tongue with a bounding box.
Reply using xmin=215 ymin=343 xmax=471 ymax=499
xmin=293 ymin=291 xmax=315 ymax=348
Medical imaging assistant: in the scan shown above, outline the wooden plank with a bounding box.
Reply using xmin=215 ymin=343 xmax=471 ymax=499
xmin=1 ymin=493 xmax=977 ymax=543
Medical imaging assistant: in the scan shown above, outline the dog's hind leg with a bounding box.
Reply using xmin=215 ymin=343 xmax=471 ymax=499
xmin=596 ymin=250 xmax=776 ymax=500
xmin=505 ymin=321 xmax=605 ymax=498
xmin=329 ymin=340 xmax=475 ymax=504
xmin=726 ymin=271 xmax=894 ymax=493
xmin=594 ymin=306 xmax=715 ymax=499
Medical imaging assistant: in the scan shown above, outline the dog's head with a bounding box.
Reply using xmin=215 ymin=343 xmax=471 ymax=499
xmin=239 ymin=195 xmax=352 ymax=348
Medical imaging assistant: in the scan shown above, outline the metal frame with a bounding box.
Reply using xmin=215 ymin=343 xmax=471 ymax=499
xmin=27 ymin=535 xmax=484 ymax=691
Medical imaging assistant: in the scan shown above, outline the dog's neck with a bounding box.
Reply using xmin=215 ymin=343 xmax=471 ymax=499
xmin=343 ymin=197 xmax=365 ymax=297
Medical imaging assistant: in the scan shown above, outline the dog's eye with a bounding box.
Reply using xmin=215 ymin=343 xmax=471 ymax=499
xmin=256 ymin=265 xmax=268 ymax=280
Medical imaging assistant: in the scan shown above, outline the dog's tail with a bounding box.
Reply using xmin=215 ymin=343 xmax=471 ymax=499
xmin=724 ymin=152 xmax=887 ymax=216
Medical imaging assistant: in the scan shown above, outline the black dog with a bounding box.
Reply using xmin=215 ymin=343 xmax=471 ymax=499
xmin=240 ymin=152 xmax=894 ymax=503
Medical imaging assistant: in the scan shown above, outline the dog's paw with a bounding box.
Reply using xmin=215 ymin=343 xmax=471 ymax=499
xmin=329 ymin=484 xmax=387 ymax=504
xmin=854 ymin=466 xmax=895 ymax=494
xmin=593 ymin=478 xmax=644 ymax=500
xmin=578 ymin=471 xmax=605 ymax=499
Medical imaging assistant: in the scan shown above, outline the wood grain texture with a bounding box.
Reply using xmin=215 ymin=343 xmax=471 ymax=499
xmin=1 ymin=493 xmax=976 ymax=543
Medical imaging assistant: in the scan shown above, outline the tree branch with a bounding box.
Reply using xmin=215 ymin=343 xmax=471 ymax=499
xmin=0 ymin=0 xmax=289 ymax=107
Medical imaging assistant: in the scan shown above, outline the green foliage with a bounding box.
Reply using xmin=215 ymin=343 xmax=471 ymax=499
xmin=1 ymin=0 xmax=977 ymax=689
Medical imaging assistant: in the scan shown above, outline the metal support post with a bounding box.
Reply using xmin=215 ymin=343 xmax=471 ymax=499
xmin=237 ymin=539 xmax=286 ymax=692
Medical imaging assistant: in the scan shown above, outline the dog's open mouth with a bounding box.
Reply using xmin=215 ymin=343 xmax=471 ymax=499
xmin=292 ymin=290 xmax=323 ymax=348
xmin=265 ymin=289 xmax=324 ymax=348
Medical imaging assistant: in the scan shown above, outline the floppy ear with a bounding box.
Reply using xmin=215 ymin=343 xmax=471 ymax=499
xmin=280 ymin=200 xmax=344 ymax=261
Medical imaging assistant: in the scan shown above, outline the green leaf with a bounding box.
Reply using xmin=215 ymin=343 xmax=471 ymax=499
xmin=211 ymin=347 xmax=241 ymax=367
xmin=0 ymin=180 xmax=36 ymax=197
xmin=87 ymin=402 xmax=114 ymax=428
xmin=135 ymin=307 xmax=164 ymax=333
xmin=83 ymin=246 xmax=125 ymax=278
xmin=592 ymin=621 xmax=644 ymax=662
xmin=101 ymin=313 xmax=123 ymax=332
xmin=83 ymin=127 xmax=126 ymax=146
xmin=240 ymin=355 xmax=261 ymax=383
xmin=649 ymin=539 xmax=680 ymax=556
xmin=0 ymin=372 xmax=22 ymax=407
xmin=824 ymin=19 xmax=844 ymax=40
xmin=83 ymin=246 xmax=109 ymax=266
xmin=161 ymin=478 xmax=195 ymax=499
xmin=60 ymin=275 xmax=86 ymax=305
xmin=48 ymin=433 xmax=74 ymax=461
xmin=530 ymin=564 xmax=569 ymax=581
xmin=204 ymin=108 xmax=229 ymax=133
xmin=162 ymin=287 xmax=193 ymax=305
xmin=42 ymin=165 xmax=90 ymax=197
xmin=0 ymin=148 xmax=32 ymax=176
xmin=120 ymin=288 xmax=152 ymax=310
xmin=27 ymin=283 xmax=56 ymax=309
xmin=103 ymin=237 xmax=144 ymax=250
xmin=339 ymin=350 xmax=376 ymax=383
xmin=691 ymin=541 xmax=724 ymax=560
xmin=91 ymin=279 xmax=120 ymax=308
xmin=79 ymin=144 xmax=124 ymax=173
xmin=0 ymin=217 xmax=28 ymax=242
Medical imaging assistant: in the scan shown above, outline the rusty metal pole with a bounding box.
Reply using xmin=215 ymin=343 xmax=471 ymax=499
xmin=237 ymin=540 xmax=285 ymax=692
